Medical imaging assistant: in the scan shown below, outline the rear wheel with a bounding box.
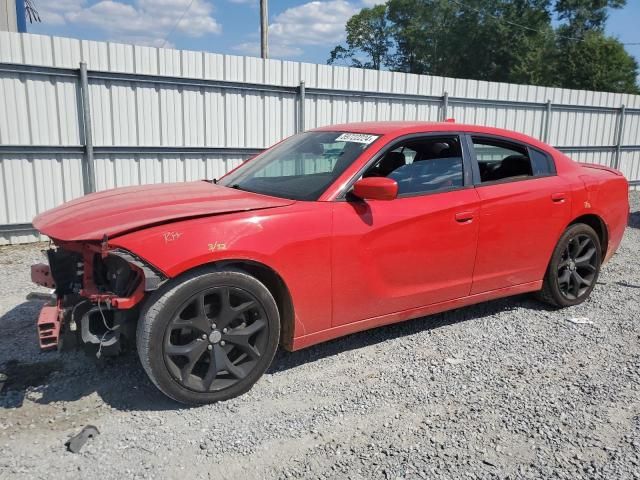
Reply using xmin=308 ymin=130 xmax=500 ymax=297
xmin=137 ymin=268 xmax=280 ymax=405
xmin=538 ymin=223 xmax=602 ymax=308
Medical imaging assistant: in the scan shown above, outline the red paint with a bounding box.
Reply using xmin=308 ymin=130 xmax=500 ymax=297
xmin=352 ymin=177 xmax=398 ymax=200
xmin=471 ymin=175 xmax=572 ymax=293
xmin=32 ymin=122 xmax=630 ymax=351
xmin=37 ymin=305 xmax=61 ymax=350
xmin=32 ymin=181 xmax=294 ymax=241
xmin=81 ymin=280 xmax=145 ymax=310
xmin=331 ymin=188 xmax=480 ymax=325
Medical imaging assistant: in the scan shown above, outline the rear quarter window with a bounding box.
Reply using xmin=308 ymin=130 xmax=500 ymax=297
xmin=529 ymin=147 xmax=556 ymax=176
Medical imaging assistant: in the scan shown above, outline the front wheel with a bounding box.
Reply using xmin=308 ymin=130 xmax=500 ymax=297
xmin=538 ymin=223 xmax=602 ymax=308
xmin=137 ymin=268 xmax=280 ymax=405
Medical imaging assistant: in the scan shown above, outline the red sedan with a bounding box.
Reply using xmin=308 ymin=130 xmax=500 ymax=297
xmin=31 ymin=122 xmax=629 ymax=404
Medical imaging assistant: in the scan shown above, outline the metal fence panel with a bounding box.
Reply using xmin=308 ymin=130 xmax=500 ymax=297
xmin=1 ymin=31 xmax=639 ymax=245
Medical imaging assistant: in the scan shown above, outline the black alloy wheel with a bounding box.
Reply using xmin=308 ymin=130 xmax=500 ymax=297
xmin=538 ymin=223 xmax=602 ymax=308
xmin=163 ymin=286 xmax=268 ymax=392
xmin=556 ymin=234 xmax=598 ymax=300
xmin=137 ymin=268 xmax=280 ymax=405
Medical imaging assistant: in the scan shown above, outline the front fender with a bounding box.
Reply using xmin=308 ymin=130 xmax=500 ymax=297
xmin=109 ymin=203 xmax=334 ymax=339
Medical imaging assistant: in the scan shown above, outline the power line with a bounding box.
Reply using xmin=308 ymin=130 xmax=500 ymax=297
xmin=446 ymin=0 xmax=639 ymax=46
xmin=160 ymin=0 xmax=196 ymax=48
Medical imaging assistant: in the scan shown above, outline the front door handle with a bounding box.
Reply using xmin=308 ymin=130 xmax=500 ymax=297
xmin=551 ymin=192 xmax=567 ymax=203
xmin=455 ymin=211 xmax=474 ymax=223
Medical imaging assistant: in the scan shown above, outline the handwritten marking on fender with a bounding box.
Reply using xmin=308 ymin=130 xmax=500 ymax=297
xmin=208 ymin=241 xmax=227 ymax=252
xmin=163 ymin=231 xmax=183 ymax=243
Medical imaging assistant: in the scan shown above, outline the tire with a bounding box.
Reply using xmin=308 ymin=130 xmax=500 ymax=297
xmin=137 ymin=267 xmax=280 ymax=405
xmin=538 ymin=223 xmax=602 ymax=308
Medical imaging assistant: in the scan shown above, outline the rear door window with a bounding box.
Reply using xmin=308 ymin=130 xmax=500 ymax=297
xmin=472 ymin=137 xmax=534 ymax=183
xmin=471 ymin=136 xmax=556 ymax=184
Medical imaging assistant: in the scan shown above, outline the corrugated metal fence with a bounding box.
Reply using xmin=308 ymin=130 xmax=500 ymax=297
xmin=1 ymin=31 xmax=639 ymax=244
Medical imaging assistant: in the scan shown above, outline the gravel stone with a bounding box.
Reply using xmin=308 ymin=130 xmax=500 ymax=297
xmin=0 ymin=193 xmax=639 ymax=479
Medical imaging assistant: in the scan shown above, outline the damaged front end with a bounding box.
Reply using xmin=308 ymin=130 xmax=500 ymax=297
xmin=31 ymin=239 xmax=165 ymax=356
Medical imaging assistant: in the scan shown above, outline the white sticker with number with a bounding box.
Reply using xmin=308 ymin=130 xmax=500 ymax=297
xmin=335 ymin=133 xmax=379 ymax=144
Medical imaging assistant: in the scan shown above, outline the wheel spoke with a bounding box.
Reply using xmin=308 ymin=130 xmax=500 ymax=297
xmin=570 ymin=272 xmax=582 ymax=296
xmin=202 ymin=348 xmax=220 ymax=390
xmin=213 ymin=287 xmax=235 ymax=328
xmin=568 ymin=238 xmax=579 ymax=258
xmin=173 ymin=295 xmax=210 ymax=333
xmin=579 ymin=264 xmax=597 ymax=273
xmin=166 ymin=339 xmax=207 ymax=358
xmin=558 ymin=269 xmax=571 ymax=285
xmin=215 ymin=345 xmax=245 ymax=379
xmin=224 ymin=320 xmax=266 ymax=360
xmin=220 ymin=287 xmax=231 ymax=312
xmin=179 ymin=342 xmax=208 ymax=382
xmin=567 ymin=275 xmax=576 ymax=297
xmin=228 ymin=319 xmax=266 ymax=340
xmin=572 ymin=270 xmax=590 ymax=287
xmin=575 ymin=247 xmax=596 ymax=266
xmin=576 ymin=237 xmax=591 ymax=256
xmin=233 ymin=300 xmax=257 ymax=315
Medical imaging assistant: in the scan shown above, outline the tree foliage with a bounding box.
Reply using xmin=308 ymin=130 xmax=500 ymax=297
xmin=328 ymin=0 xmax=638 ymax=94
xmin=328 ymin=5 xmax=393 ymax=70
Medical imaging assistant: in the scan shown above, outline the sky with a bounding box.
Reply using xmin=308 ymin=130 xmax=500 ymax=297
xmin=26 ymin=0 xmax=640 ymax=70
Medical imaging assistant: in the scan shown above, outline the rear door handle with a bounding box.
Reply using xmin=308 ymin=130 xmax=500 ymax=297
xmin=551 ymin=192 xmax=567 ymax=203
xmin=455 ymin=211 xmax=474 ymax=223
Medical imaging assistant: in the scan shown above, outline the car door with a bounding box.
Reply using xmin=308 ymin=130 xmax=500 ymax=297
xmin=466 ymin=134 xmax=572 ymax=294
xmin=331 ymin=133 xmax=481 ymax=327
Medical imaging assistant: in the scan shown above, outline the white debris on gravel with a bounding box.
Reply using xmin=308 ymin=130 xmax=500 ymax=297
xmin=1 ymin=193 xmax=639 ymax=480
xmin=567 ymin=317 xmax=594 ymax=325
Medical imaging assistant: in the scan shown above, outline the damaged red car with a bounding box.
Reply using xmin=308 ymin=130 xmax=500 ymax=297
xmin=31 ymin=122 xmax=629 ymax=404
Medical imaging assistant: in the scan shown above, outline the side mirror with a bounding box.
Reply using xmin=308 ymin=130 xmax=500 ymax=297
xmin=352 ymin=177 xmax=398 ymax=201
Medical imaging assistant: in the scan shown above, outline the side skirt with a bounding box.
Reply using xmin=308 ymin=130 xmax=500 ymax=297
xmin=290 ymin=280 xmax=542 ymax=350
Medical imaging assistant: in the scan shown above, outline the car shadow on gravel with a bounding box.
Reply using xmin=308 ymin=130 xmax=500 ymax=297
xmin=1 ymin=295 xmax=550 ymax=412
xmin=269 ymin=294 xmax=551 ymax=374
xmin=0 ymin=300 xmax=177 ymax=412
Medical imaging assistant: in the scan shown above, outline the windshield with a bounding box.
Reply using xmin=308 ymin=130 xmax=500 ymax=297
xmin=218 ymin=131 xmax=379 ymax=200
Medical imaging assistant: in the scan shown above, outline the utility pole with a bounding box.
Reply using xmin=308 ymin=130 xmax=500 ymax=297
xmin=1 ymin=0 xmax=18 ymax=32
xmin=260 ymin=0 xmax=268 ymax=59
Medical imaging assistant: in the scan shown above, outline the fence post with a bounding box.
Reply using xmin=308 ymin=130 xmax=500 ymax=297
xmin=441 ymin=91 xmax=449 ymax=121
xmin=298 ymin=80 xmax=305 ymax=133
xmin=79 ymin=62 xmax=96 ymax=194
xmin=614 ymin=104 xmax=626 ymax=170
xmin=543 ymin=100 xmax=552 ymax=143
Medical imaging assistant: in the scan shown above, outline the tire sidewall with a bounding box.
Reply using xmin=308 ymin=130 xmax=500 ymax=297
xmin=139 ymin=268 xmax=280 ymax=405
xmin=547 ymin=224 xmax=602 ymax=307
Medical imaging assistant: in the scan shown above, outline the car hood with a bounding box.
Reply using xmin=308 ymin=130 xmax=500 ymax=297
xmin=33 ymin=181 xmax=294 ymax=241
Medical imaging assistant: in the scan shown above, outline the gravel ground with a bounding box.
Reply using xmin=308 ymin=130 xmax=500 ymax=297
xmin=1 ymin=194 xmax=639 ymax=480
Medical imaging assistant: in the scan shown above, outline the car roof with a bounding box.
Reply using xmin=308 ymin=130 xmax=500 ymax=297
xmin=312 ymin=121 xmax=550 ymax=150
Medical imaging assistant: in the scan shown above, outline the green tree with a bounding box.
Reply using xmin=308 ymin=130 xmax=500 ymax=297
xmin=386 ymin=0 xmax=555 ymax=82
xmin=328 ymin=5 xmax=393 ymax=70
xmin=553 ymin=31 xmax=639 ymax=93
xmin=552 ymin=1 xmax=637 ymax=92
xmin=554 ymin=0 xmax=625 ymax=33
xmin=329 ymin=0 xmax=639 ymax=94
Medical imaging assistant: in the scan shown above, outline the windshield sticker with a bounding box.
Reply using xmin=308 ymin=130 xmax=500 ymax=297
xmin=335 ymin=133 xmax=379 ymax=144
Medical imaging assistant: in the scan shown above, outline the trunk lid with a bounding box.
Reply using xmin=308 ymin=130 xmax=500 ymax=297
xmin=578 ymin=162 xmax=624 ymax=176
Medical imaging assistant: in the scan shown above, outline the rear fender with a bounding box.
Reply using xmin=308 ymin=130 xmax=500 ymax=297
xmin=574 ymin=172 xmax=628 ymax=262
